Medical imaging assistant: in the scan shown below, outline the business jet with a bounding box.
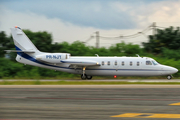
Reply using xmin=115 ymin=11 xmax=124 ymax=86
xmin=6 ymin=26 xmax=178 ymax=80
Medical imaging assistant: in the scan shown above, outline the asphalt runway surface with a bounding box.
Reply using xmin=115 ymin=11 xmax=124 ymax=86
xmin=1 ymin=85 xmax=180 ymax=120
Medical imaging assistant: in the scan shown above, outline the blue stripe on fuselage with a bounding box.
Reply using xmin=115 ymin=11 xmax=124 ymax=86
xmin=15 ymin=46 xmax=166 ymax=72
xmin=15 ymin=46 xmax=70 ymax=69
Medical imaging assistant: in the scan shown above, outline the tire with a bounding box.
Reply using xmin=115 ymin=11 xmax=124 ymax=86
xmin=167 ymin=75 xmax=172 ymax=80
xmin=81 ymin=74 xmax=87 ymax=80
xmin=86 ymin=75 xmax=92 ymax=80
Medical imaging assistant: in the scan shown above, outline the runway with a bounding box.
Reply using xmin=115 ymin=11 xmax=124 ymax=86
xmin=1 ymin=85 xmax=180 ymax=119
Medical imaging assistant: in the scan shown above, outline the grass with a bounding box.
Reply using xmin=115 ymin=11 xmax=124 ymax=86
xmin=1 ymin=80 xmax=180 ymax=85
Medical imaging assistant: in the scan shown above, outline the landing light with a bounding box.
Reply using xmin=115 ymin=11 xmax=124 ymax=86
xmin=15 ymin=26 xmax=18 ymax=28
xmin=114 ymin=75 xmax=117 ymax=78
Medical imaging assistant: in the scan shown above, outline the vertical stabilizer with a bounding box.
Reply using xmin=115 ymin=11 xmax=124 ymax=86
xmin=11 ymin=26 xmax=39 ymax=52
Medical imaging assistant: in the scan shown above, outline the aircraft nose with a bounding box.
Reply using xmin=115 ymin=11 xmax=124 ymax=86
xmin=169 ymin=67 xmax=178 ymax=74
xmin=174 ymin=68 xmax=178 ymax=73
xmin=161 ymin=66 xmax=178 ymax=75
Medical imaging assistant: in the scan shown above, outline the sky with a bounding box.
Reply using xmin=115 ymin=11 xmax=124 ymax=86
xmin=1 ymin=0 xmax=180 ymax=48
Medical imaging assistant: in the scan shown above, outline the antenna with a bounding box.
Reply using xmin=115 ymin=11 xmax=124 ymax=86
xmin=136 ymin=54 xmax=140 ymax=57
xmin=95 ymin=54 xmax=99 ymax=57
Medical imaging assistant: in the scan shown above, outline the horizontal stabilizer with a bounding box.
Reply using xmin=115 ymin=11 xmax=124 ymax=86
xmin=4 ymin=50 xmax=35 ymax=53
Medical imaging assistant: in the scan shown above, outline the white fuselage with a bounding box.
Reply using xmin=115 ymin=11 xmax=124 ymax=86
xmin=16 ymin=54 xmax=178 ymax=77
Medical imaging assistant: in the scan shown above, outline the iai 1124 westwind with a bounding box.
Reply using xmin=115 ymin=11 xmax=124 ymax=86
xmin=6 ymin=26 xmax=178 ymax=80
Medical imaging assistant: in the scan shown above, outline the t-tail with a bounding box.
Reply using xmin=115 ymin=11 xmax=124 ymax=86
xmin=6 ymin=26 xmax=71 ymax=65
xmin=6 ymin=26 xmax=40 ymax=53
xmin=5 ymin=26 xmax=43 ymax=64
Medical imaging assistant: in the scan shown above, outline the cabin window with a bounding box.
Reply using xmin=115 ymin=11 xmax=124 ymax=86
xmin=108 ymin=61 xmax=110 ymax=65
xmin=102 ymin=61 xmax=104 ymax=65
xmin=122 ymin=61 xmax=124 ymax=66
xmin=114 ymin=61 xmax=117 ymax=66
xmin=146 ymin=61 xmax=152 ymax=65
xmin=130 ymin=61 xmax=133 ymax=66
xmin=137 ymin=62 xmax=140 ymax=66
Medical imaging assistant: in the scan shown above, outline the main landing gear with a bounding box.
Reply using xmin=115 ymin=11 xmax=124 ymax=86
xmin=167 ymin=75 xmax=172 ymax=80
xmin=81 ymin=74 xmax=93 ymax=80
xmin=81 ymin=67 xmax=92 ymax=80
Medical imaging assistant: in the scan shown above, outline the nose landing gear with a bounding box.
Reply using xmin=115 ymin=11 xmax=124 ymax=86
xmin=167 ymin=75 xmax=172 ymax=80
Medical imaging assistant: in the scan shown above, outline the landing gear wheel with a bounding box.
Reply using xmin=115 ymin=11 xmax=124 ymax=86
xmin=167 ymin=75 xmax=172 ymax=80
xmin=81 ymin=74 xmax=87 ymax=80
xmin=86 ymin=75 xmax=92 ymax=80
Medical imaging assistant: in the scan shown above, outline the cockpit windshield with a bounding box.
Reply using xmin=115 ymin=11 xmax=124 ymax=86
xmin=152 ymin=60 xmax=159 ymax=65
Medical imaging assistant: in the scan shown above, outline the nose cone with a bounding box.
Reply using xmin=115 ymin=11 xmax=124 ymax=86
xmin=161 ymin=65 xmax=178 ymax=75
xmin=173 ymin=68 xmax=178 ymax=74
xmin=168 ymin=67 xmax=178 ymax=74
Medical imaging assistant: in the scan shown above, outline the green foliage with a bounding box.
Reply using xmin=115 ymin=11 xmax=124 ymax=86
xmin=23 ymin=30 xmax=53 ymax=52
xmin=0 ymin=31 xmax=14 ymax=58
xmin=0 ymin=58 xmax=23 ymax=78
xmin=109 ymin=42 xmax=142 ymax=56
xmin=161 ymin=48 xmax=180 ymax=60
xmin=143 ymin=26 xmax=180 ymax=54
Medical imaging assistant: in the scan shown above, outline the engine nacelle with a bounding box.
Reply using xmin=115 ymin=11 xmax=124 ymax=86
xmin=36 ymin=53 xmax=71 ymax=63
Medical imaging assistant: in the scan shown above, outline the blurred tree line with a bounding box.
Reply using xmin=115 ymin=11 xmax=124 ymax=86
xmin=0 ymin=26 xmax=180 ymax=79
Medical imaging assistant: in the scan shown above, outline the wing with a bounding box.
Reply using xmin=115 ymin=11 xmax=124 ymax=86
xmin=61 ymin=59 xmax=100 ymax=68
